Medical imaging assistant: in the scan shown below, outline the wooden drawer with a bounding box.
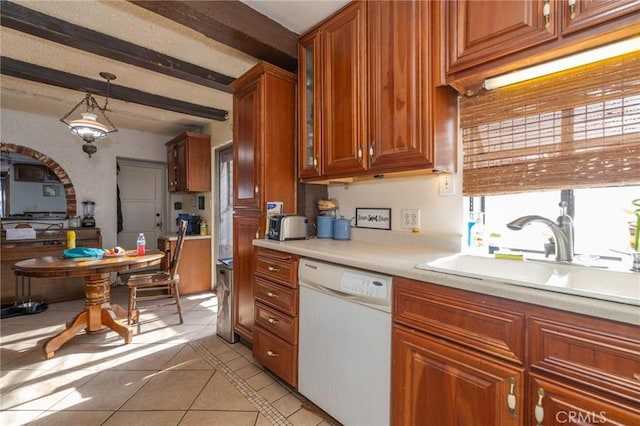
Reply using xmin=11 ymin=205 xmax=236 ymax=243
xmin=393 ymin=277 xmax=525 ymax=365
xmin=254 ymin=276 xmax=298 ymax=315
xmin=255 ymin=248 xmax=298 ymax=288
xmin=529 ymin=315 xmax=640 ymax=403
xmin=253 ymin=326 xmax=297 ymax=388
xmin=255 ymin=301 xmax=298 ymax=344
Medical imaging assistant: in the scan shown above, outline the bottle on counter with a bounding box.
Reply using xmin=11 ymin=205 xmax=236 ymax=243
xmin=200 ymin=220 xmax=208 ymax=235
xmin=136 ymin=233 xmax=146 ymax=256
xmin=66 ymin=230 xmax=76 ymax=249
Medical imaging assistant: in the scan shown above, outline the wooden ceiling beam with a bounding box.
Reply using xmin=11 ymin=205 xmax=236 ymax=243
xmin=130 ymin=0 xmax=298 ymax=72
xmin=1 ymin=57 xmax=229 ymax=121
xmin=0 ymin=1 xmax=234 ymax=93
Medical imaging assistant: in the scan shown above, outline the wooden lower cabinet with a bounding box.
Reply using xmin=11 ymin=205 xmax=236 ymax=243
xmin=528 ymin=373 xmax=640 ymax=425
xmin=392 ymin=325 xmax=524 ymax=426
xmin=253 ymin=326 xmax=297 ymax=387
xmin=156 ymin=237 xmax=211 ymax=295
xmin=232 ymin=214 xmax=262 ymax=341
xmin=392 ymin=277 xmax=640 ymax=425
xmin=252 ymin=247 xmax=299 ymax=388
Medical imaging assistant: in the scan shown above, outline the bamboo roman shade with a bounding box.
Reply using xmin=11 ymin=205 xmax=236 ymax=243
xmin=460 ymin=53 xmax=640 ymax=196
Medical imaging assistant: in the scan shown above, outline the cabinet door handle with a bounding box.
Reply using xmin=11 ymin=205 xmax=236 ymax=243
xmin=369 ymin=143 xmax=374 ymax=159
xmin=313 ymin=157 xmax=318 ymax=167
xmin=267 ymin=317 xmax=278 ymax=324
xmin=543 ymin=0 xmax=551 ymax=29
xmin=266 ymin=350 xmax=279 ymax=357
xmin=534 ymin=387 xmax=545 ymax=426
xmin=267 ymin=292 xmax=278 ymax=298
xmin=507 ymin=377 xmax=517 ymax=418
xmin=267 ymin=266 xmax=280 ymax=272
xmin=357 ymin=145 xmax=363 ymax=162
xmin=254 ymin=185 xmax=259 ymax=195
xmin=568 ymin=0 xmax=576 ymax=19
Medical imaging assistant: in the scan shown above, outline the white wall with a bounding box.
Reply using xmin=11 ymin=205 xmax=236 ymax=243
xmin=327 ymin=172 xmax=464 ymax=248
xmin=1 ymin=109 xmax=172 ymax=248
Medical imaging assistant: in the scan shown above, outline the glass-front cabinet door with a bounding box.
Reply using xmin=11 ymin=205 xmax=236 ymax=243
xmin=298 ymin=30 xmax=322 ymax=179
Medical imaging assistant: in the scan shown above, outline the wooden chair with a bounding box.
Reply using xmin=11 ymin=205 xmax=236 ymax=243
xmin=127 ymin=220 xmax=187 ymax=332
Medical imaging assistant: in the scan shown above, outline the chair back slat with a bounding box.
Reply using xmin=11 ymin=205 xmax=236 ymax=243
xmin=170 ymin=220 xmax=188 ymax=279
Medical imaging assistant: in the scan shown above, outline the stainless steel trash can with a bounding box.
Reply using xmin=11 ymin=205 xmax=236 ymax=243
xmin=215 ymin=260 xmax=239 ymax=343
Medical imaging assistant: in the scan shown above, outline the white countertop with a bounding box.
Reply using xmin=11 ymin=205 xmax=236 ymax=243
xmin=254 ymin=238 xmax=640 ymax=326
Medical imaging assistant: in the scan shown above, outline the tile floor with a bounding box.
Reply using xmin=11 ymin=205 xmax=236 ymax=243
xmin=0 ymin=286 xmax=338 ymax=426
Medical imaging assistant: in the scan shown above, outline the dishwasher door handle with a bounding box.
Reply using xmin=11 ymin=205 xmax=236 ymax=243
xmin=303 ymin=282 xmax=356 ymax=299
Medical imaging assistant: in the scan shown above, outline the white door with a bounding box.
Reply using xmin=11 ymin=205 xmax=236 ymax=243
xmin=117 ymin=160 xmax=164 ymax=250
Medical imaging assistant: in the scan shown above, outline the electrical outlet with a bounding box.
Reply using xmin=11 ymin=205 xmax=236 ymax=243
xmin=439 ymin=174 xmax=455 ymax=195
xmin=401 ymin=209 xmax=420 ymax=229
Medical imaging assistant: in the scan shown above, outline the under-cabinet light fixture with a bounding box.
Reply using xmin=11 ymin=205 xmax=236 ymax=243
xmin=483 ymin=36 xmax=640 ymax=91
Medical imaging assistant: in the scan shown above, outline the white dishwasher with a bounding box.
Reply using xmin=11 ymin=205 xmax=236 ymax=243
xmin=298 ymin=258 xmax=392 ymax=426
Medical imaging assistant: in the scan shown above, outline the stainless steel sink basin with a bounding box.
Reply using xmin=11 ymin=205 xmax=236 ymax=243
xmin=416 ymin=254 xmax=640 ymax=306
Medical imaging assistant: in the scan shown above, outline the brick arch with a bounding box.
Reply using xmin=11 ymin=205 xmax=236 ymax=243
xmin=0 ymin=143 xmax=77 ymax=216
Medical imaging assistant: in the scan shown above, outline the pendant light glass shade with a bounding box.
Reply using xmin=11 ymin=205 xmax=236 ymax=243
xmin=68 ymin=112 xmax=109 ymax=142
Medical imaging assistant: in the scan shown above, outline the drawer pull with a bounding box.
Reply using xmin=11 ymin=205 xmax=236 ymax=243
xmin=568 ymin=0 xmax=576 ymax=19
xmin=507 ymin=377 xmax=517 ymax=417
xmin=543 ymin=0 xmax=551 ymax=29
xmin=634 ymin=373 xmax=640 ymax=381
xmin=267 ymin=292 xmax=278 ymax=298
xmin=267 ymin=266 xmax=280 ymax=272
xmin=266 ymin=350 xmax=279 ymax=357
xmin=267 ymin=317 xmax=279 ymax=324
xmin=534 ymin=387 xmax=545 ymax=426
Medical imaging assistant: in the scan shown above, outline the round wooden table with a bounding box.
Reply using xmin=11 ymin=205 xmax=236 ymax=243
xmin=12 ymin=250 xmax=164 ymax=359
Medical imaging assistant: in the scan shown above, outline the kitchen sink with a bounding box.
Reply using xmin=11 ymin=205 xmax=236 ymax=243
xmin=416 ymin=254 xmax=640 ymax=306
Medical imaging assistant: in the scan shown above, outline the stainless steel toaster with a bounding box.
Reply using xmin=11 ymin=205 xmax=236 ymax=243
xmin=268 ymin=214 xmax=309 ymax=241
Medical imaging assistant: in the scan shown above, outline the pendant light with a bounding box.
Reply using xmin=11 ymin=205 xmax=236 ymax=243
xmin=60 ymin=72 xmax=118 ymax=157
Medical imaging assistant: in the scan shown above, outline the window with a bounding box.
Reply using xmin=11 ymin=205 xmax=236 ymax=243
xmin=467 ymin=185 xmax=640 ymax=259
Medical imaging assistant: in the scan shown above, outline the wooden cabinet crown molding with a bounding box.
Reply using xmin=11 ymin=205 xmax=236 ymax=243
xmin=229 ymin=61 xmax=296 ymax=92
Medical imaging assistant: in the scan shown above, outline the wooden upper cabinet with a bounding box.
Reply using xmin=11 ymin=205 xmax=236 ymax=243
xmin=446 ymin=0 xmax=640 ymax=94
xmin=298 ymin=0 xmax=457 ymax=181
xmin=368 ymin=0 xmax=436 ymax=172
xmin=166 ymin=132 xmax=211 ymax=193
xmin=446 ymin=0 xmax=558 ymax=83
xmin=561 ymin=0 xmax=640 ymax=36
xmin=232 ymin=77 xmax=262 ymax=210
xmin=298 ymin=30 xmax=323 ymax=180
xmin=321 ymin=0 xmax=368 ymax=177
xmin=230 ymin=61 xmax=297 ymax=212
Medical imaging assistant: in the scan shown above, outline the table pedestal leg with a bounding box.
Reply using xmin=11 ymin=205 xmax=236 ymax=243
xmin=44 ymin=311 xmax=89 ymax=359
xmin=43 ymin=273 xmax=132 ymax=359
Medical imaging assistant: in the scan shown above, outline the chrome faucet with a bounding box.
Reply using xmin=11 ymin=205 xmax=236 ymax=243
xmin=507 ymin=202 xmax=574 ymax=262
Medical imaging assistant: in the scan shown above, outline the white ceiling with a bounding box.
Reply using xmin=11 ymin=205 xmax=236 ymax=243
xmin=0 ymin=0 xmax=350 ymax=137
xmin=240 ymin=0 xmax=349 ymax=34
